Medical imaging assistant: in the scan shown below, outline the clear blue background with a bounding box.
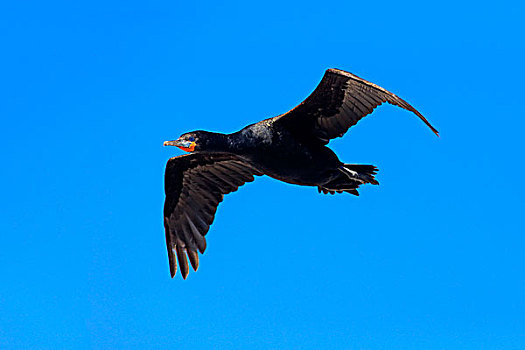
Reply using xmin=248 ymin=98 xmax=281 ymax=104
xmin=1 ymin=1 xmax=524 ymax=349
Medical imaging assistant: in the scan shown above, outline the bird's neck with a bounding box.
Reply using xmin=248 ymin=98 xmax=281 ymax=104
xmin=202 ymin=132 xmax=233 ymax=152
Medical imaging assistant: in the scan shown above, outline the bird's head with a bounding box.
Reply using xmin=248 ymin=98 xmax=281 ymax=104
xmin=163 ymin=131 xmax=202 ymax=152
xmin=164 ymin=130 xmax=226 ymax=153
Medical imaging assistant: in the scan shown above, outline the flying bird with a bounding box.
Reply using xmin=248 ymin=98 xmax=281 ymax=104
xmin=163 ymin=68 xmax=438 ymax=279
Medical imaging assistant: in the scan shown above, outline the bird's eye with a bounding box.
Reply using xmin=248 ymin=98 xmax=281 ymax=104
xmin=188 ymin=136 xmax=195 ymax=142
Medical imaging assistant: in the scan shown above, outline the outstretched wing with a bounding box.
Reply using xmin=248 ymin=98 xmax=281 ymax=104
xmin=164 ymin=153 xmax=263 ymax=279
xmin=274 ymin=68 xmax=438 ymax=145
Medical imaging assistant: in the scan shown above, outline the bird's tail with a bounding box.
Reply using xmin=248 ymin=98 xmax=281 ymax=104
xmin=341 ymin=164 xmax=379 ymax=185
xmin=318 ymin=164 xmax=379 ymax=196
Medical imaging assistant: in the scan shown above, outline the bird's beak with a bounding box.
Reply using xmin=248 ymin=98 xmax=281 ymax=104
xmin=163 ymin=139 xmax=196 ymax=152
xmin=163 ymin=140 xmax=181 ymax=147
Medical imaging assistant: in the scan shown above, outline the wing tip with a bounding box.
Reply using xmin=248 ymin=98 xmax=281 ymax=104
xmin=426 ymin=121 xmax=440 ymax=137
xmin=187 ymin=249 xmax=200 ymax=272
xmin=180 ymin=266 xmax=189 ymax=279
xmin=176 ymin=245 xmax=190 ymax=280
xmin=169 ymin=257 xmax=177 ymax=278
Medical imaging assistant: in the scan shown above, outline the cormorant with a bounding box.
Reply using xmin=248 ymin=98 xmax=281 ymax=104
xmin=163 ymin=68 xmax=438 ymax=279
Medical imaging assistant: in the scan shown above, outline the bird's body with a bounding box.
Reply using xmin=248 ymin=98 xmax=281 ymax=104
xmin=163 ymin=68 xmax=439 ymax=279
xmin=214 ymin=119 xmax=342 ymax=186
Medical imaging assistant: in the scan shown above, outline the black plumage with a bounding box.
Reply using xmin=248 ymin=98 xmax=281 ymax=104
xmin=163 ymin=68 xmax=438 ymax=279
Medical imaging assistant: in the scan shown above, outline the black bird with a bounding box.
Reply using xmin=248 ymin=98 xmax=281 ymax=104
xmin=163 ymin=68 xmax=438 ymax=279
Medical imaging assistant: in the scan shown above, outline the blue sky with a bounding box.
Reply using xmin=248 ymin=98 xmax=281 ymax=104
xmin=1 ymin=1 xmax=524 ymax=349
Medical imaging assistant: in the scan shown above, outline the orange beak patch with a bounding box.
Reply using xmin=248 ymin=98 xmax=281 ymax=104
xmin=177 ymin=141 xmax=196 ymax=152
